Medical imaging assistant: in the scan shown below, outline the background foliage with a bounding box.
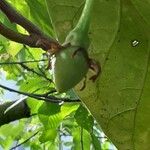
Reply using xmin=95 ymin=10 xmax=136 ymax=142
xmin=0 ymin=0 xmax=112 ymax=149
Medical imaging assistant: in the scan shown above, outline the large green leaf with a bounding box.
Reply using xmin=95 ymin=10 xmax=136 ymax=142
xmin=72 ymin=127 xmax=91 ymax=150
xmin=0 ymin=121 xmax=25 ymax=149
xmin=75 ymin=105 xmax=94 ymax=132
xmin=38 ymin=103 xmax=79 ymax=129
xmin=46 ymin=0 xmax=150 ymax=149
xmin=91 ymin=134 xmax=102 ymax=150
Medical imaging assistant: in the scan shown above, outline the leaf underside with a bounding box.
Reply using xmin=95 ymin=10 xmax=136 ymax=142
xmin=46 ymin=0 xmax=150 ymax=149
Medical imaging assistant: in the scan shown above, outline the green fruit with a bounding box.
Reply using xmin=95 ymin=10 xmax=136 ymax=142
xmin=51 ymin=0 xmax=94 ymax=93
xmin=52 ymin=46 xmax=89 ymax=93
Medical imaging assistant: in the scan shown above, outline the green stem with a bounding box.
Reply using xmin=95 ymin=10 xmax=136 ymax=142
xmin=76 ymin=0 xmax=94 ymax=35
xmin=65 ymin=0 xmax=94 ymax=49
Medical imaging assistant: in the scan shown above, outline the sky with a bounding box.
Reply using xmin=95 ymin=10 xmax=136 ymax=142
xmin=0 ymin=69 xmax=19 ymax=102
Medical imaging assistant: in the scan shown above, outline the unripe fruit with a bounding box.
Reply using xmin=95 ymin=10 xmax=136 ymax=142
xmin=51 ymin=46 xmax=89 ymax=93
xmin=51 ymin=0 xmax=94 ymax=93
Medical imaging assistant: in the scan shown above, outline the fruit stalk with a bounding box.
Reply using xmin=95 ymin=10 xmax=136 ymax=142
xmin=65 ymin=0 xmax=94 ymax=49
xmin=76 ymin=0 xmax=94 ymax=36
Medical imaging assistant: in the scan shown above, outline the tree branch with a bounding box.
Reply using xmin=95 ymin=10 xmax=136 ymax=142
xmin=0 ymin=0 xmax=62 ymax=52
xmin=0 ymin=21 xmax=60 ymax=51
xmin=0 ymin=22 xmax=40 ymax=48
xmin=0 ymin=85 xmax=80 ymax=126
xmin=0 ymin=59 xmax=53 ymax=82
xmin=0 ymin=59 xmax=47 ymax=65
xmin=0 ymin=100 xmax=31 ymax=126
xmin=10 ymin=131 xmax=39 ymax=150
xmin=0 ymin=84 xmax=80 ymax=103
xmin=81 ymin=127 xmax=84 ymax=150
xmin=0 ymin=0 xmax=43 ymax=35
xmin=19 ymin=63 xmax=53 ymax=82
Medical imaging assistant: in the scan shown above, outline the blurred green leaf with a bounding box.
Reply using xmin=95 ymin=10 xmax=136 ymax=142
xmin=7 ymin=41 xmax=23 ymax=57
xmin=0 ymin=121 xmax=25 ymax=149
xmin=38 ymin=103 xmax=61 ymax=129
xmin=91 ymin=134 xmax=102 ymax=150
xmin=27 ymin=98 xmax=43 ymax=114
xmin=61 ymin=103 xmax=79 ymax=118
xmin=38 ymin=103 xmax=79 ymax=129
xmin=75 ymin=105 xmax=94 ymax=132
xmin=0 ymin=136 xmax=13 ymax=149
xmin=102 ymin=141 xmax=111 ymax=150
xmin=16 ymin=47 xmax=26 ymax=62
xmin=39 ymin=103 xmax=61 ymax=116
xmin=72 ymin=127 xmax=91 ymax=150
xmin=72 ymin=127 xmax=82 ymax=150
xmin=25 ymin=0 xmax=55 ymax=37
xmin=20 ymin=76 xmax=49 ymax=92
xmin=0 ymin=122 xmax=24 ymax=139
xmin=39 ymin=128 xmax=57 ymax=143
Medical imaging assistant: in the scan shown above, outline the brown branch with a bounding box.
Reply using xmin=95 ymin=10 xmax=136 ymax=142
xmin=0 ymin=0 xmax=62 ymax=52
xmin=0 ymin=22 xmax=39 ymax=47
xmin=0 ymin=0 xmax=43 ymax=35
xmin=0 ymin=22 xmax=59 ymax=51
